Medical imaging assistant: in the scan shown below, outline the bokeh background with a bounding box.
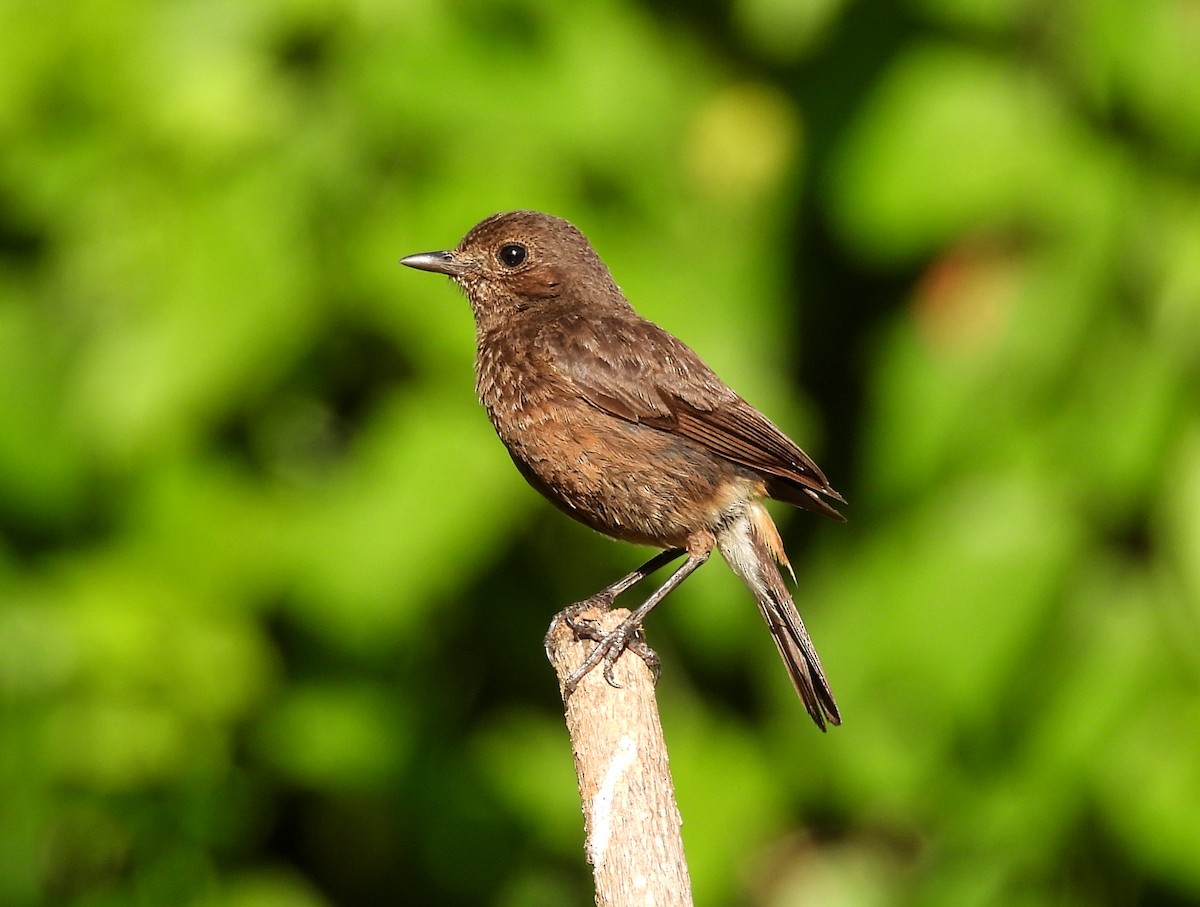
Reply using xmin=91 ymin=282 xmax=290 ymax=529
xmin=3 ymin=0 xmax=1199 ymax=904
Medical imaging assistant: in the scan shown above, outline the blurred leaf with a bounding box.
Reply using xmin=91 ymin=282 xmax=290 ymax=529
xmin=197 ymin=869 xmax=330 ymax=907
xmin=669 ymin=703 xmax=785 ymax=904
xmin=828 ymin=44 xmax=1071 ymax=261
xmin=1069 ymin=0 xmax=1200 ymax=164
xmin=1097 ymin=699 xmax=1200 ymax=894
xmin=253 ymin=683 xmax=410 ymax=791
xmin=473 ymin=709 xmax=581 ymax=854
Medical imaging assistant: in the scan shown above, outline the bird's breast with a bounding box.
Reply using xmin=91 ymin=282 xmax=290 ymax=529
xmin=473 ymin=330 xmax=761 ymax=547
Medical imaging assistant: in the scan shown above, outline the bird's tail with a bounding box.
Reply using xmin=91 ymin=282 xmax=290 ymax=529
xmin=716 ymin=502 xmax=841 ymax=730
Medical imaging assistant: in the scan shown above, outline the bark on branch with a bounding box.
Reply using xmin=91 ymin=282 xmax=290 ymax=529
xmin=545 ymin=607 xmax=694 ymax=907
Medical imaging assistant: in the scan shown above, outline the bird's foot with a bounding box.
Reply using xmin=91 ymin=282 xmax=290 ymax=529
xmin=543 ymin=592 xmax=615 ymax=656
xmin=622 ymin=634 xmax=662 ymax=685
xmin=557 ymin=611 xmax=660 ymax=698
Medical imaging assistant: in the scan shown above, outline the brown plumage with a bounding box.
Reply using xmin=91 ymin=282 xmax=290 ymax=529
xmin=401 ymin=211 xmax=844 ymax=729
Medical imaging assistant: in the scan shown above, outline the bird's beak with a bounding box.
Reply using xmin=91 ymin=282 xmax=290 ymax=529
xmin=399 ymin=250 xmax=464 ymax=277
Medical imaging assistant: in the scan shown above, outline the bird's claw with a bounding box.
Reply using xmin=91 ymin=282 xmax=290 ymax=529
xmin=627 ymin=633 xmax=661 ymax=682
xmin=544 ymin=592 xmax=614 ymax=652
xmin=558 ymin=617 xmax=659 ymax=698
xmin=565 ymin=612 xmax=606 ymax=642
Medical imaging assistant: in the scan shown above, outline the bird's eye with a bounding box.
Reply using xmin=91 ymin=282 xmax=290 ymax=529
xmin=498 ymin=243 xmax=527 ymax=268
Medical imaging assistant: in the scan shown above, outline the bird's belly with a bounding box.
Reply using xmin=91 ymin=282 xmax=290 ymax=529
xmin=493 ymin=407 xmax=757 ymax=548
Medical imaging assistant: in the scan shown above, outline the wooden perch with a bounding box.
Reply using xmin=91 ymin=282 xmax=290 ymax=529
xmin=545 ymin=607 xmax=694 ymax=907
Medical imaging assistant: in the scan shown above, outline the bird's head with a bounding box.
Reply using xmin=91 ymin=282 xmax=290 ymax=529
xmin=401 ymin=210 xmax=625 ymax=324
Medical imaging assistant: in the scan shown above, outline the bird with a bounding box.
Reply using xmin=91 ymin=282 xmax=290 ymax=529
xmin=400 ymin=211 xmax=845 ymax=729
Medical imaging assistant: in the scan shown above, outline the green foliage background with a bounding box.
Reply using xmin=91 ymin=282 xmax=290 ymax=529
xmin=2 ymin=0 xmax=1198 ymax=904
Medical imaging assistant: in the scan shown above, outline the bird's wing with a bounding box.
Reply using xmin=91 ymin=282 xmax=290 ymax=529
xmin=542 ymin=313 xmax=844 ymax=518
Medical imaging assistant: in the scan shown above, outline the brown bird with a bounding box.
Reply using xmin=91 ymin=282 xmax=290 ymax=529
xmin=401 ymin=211 xmax=845 ymax=729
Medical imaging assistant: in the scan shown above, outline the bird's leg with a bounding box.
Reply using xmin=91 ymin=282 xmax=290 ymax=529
xmin=545 ymin=548 xmax=684 ymax=648
xmin=560 ymin=550 xmax=709 ymax=697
